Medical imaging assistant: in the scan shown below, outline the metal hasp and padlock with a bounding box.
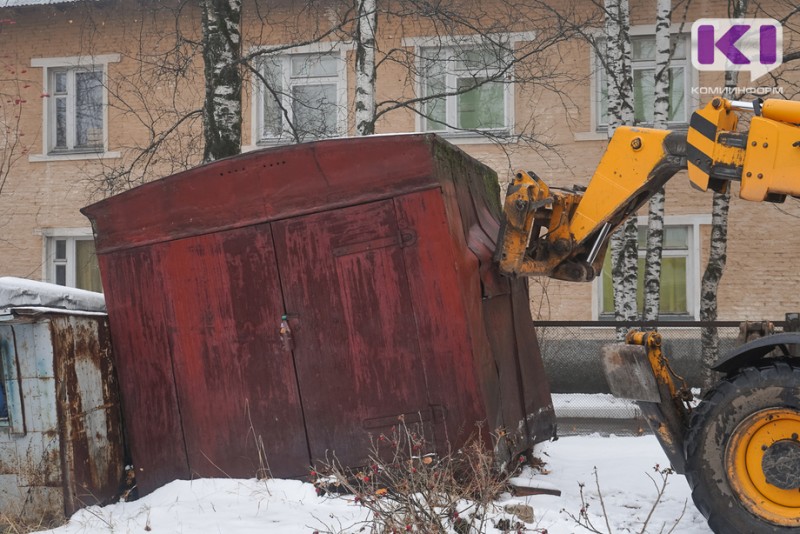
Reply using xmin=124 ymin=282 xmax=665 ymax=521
xmin=279 ymin=314 xmax=294 ymax=352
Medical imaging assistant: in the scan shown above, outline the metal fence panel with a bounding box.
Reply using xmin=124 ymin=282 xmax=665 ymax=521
xmin=536 ymin=321 xmax=787 ymax=435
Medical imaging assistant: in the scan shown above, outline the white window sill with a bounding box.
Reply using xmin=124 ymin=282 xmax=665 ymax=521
xmin=576 ymin=123 xmax=690 ymax=142
xmin=246 ymin=136 xmax=341 ymax=150
xmin=244 ymin=129 xmax=513 ymax=151
xmin=29 ymin=151 xmax=121 ymax=162
xmin=423 ymin=130 xmax=513 ymax=145
xmin=573 ymin=132 xmax=609 ymax=142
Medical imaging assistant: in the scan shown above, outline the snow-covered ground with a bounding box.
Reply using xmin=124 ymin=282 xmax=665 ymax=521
xmin=37 ymin=434 xmax=713 ymax=533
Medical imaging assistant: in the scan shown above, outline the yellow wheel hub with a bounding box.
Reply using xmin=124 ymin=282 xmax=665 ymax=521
xmin=726 ymin=408 xmax=800 ymax=526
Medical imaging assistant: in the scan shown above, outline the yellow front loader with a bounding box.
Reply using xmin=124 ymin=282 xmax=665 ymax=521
xmin=495 ymin=97 xmax=800 ymax=533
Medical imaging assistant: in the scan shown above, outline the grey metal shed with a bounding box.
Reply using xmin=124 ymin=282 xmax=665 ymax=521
xmin=0 ymin=278 xmax=124 ymax=524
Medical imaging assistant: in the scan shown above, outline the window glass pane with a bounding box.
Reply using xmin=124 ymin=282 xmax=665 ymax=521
xmin=56 ymin=264 xmax=67 ymax=286
xmin=632 ymin=37 xmax=656 ymax=61
xmin=633 ymin=36 xmax=686 ymax=61
xmin=633 ymin=68 xmax=655 ymax=124
xmin=601 ymin=251 xmax=614 ymax=314
xmin=455 ymin=47 xmax=500 ymax=72
xmin=663 ymin=226 xmax=688 ymax=249
xmin=55 ymin=239 xmax=67 ymax=260
xmin=638 ymin=225 xmax=688 ymax=249
xmin=75 ymin=239 xmax=103 ymax=293
xmin=598 ymin=35 xmax=687 ymax=128
xmin=637 ymin=226 xmax=647 ymax=248
xmin=659 ymin=256 xmax=688 ymax=313
xmin=290 ymin=53 xmax=338 ymax=78
xmin=261 ymin=58 xmax=283 ymax=137
xmin=54 ymin=71 xmax=67 ymax=94
xmin=423 ymin=57 xmax=446 ymax=131
xmin=671 ymin=36 xmax=687 ymax=60
xmin=596 ymin=48 xmax=609 ymax=126
xmin=601 ymin=234 xmax=689 ymax=316
xmin=457 ymin=77 xmax=504 ymax=129
xmin=75 ymin=71 xmax=103 ymax=148
xmin=55 ymin=98 xmax=67 ymax=149
xmin=292 ymin=84 xmax=337 ymax=140
xmin=668 ymin=67 xmax=686 ymax=122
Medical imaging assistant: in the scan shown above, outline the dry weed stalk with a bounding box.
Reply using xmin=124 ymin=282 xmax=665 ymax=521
xmin=312 ymin=421 xmax=544 ymax=533
xmin=562 ymin=464 xmax=687 ymax=534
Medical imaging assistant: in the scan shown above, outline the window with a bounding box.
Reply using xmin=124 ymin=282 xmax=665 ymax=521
xmin=44 ymin=234 xmax=103 ymax=293
xmin=596 ymin=216 xmax=709 ymax=319
xmin=0 ymin=332 xmax=23 ymax=433
xmin=596 ymin=34 xmax=691 ymax=129
xmin=257 ymin=51 xmax=347 ymax=143
xmin=0 ymin=364 xmax=7 ymax=423
xmin=49 ymin=68 xmax=104 ymax=152
xmin=31 ymin=54 xmax=120 ymax=160
xmin=420 ymin=45 xmax=511 ymax=135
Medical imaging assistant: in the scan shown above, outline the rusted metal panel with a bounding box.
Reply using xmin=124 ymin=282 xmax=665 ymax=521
xmin=51 ymin=315 xmax=125 ymax=515
xmin=392 ymin=190 xmax=486 ymax=448
xmin=84 ymin=135 xmax=555 ymax=494
xmin=100 ymin=225 xmax=311 ymax=489
xmin=431 ymin=138 xmax=557 ymax=455
xmin=82 ymin=136 xmax=439 ymax=254
xmin=159 ymin=225 xmax=309 ymax=479
xmin=0 ymin=310 xmax=125 ymax=522
xmin=272 ymin=200 xmax=432 ymax=467
xmin=98 ymin=248 xmax=190 ymax=494
xmin=510 ymin=280 xmax=556 ymax=443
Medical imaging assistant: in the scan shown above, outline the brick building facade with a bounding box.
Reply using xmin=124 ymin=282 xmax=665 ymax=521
xmin=0 ymin=0 xmax=798 ymax=323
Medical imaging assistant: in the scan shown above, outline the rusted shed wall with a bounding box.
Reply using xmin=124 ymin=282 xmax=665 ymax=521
xmin=50 ymin=314 xmax=124 ymax=516
xmin=0 ymin=312 xmax=124 ymax=523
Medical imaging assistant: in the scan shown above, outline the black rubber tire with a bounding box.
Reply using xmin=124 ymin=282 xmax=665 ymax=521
xmin=684 ymin=361 xmax=800 ymax=534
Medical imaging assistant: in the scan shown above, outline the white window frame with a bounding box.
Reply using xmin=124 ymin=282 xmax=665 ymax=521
xmin=592 ymin=214 xmax=711 ymax=320
xmin=30 ymin=54 xmax=121 ymax=162
xmin=251 ymin=43 xmax=348 ymax=146
xmin=403 ymin=32 xmax=534 ymax=143
xmin=40 ymin=228 xmax=99 ymax=290
xmin=577 ymin=26 xmax=700 ymax=141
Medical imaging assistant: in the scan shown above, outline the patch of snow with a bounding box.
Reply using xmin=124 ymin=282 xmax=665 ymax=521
xmin=1 ymin=0 xmax=88 ymax=7
xmin=34 ymin=435 xmax=713 ymax=533
xmin=0 ymin=277 xmax=105 ymax=315
xmin=552 ymin=392 xmax=641 ymax=419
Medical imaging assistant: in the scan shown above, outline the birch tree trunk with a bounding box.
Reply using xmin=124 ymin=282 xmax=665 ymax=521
xmin=201 ymin=0 xmax=242 ymax=162
xmin=605 ymin=0 xmax=638 ymax=339
xmin=354 ymin=0 xmax=377 ymax=136
xmin=643 ymin=0 xmax=671 ymax=321
xmin=699 ymin=80 xmax=736 ymax=388
xmin=700 ymin=0 xmax=748 ymax=388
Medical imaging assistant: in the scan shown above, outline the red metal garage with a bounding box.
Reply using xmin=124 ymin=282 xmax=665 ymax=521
xmin=82 ymin=134 xmax=555 ymax=495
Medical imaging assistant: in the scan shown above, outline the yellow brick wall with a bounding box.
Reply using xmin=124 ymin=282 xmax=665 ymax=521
xmin=0 ymin=0 xmax=797 ymax=322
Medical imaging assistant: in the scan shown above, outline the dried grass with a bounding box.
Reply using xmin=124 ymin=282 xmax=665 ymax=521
xmin=0 ymin=510 xmax=63 ymax=534
xmin=312 ymin=421 xmax=545 ymax=533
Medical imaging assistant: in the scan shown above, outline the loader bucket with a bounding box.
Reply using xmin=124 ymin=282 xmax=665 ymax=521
xmin=601 ymin=343 xmax=660 ymax=402
xmin=601 ymin=333 xmax=690 ymax=474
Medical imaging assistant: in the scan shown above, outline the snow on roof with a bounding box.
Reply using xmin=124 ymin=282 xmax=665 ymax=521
xmin=0 ymin=0 xmax=83 ymax=7
xmin=0 ymin=276 xmax=105 ymax=315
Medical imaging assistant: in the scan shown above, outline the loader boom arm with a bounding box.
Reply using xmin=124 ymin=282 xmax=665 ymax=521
xmin=496 ymin=97 xmax=800 ymax=282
